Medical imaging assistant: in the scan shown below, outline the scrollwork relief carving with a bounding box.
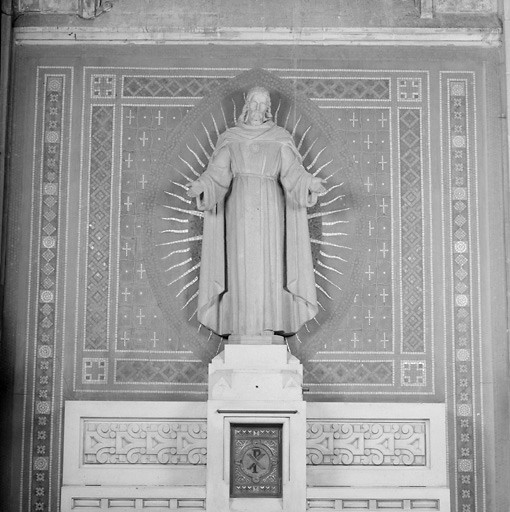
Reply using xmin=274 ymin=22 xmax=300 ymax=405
xmin=83 ymin=420 xmax=207 ymax=465
xmin=306 ymin=421 xmax=426 ymax=466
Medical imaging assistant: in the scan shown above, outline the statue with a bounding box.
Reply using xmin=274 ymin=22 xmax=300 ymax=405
xmin=186 ymin=86 xmax=325 ymax=341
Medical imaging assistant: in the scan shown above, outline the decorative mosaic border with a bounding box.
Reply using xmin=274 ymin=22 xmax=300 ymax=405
xmin=83 ymin=104 xmax=115 ymax=352
xmin=440 ymin=72 xmax=484 ymax=512
xmin=305 ymin=359 xmax=395 ymax=386
xmin=21 ymin=67 xmax=74 ymax=512
xmin=398 ymin=107 xmax=425 ymax=353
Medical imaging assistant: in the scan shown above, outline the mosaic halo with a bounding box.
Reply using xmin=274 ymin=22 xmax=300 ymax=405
xmin=142 ymin=68 xmax=365 ymax=361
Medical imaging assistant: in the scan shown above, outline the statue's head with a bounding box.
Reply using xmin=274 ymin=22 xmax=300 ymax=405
xmin=239 ymin=86 xmax=272 ymax=126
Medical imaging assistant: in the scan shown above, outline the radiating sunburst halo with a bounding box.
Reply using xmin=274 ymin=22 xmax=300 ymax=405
xmin=142 ymin=69 xmax=365 ymax=362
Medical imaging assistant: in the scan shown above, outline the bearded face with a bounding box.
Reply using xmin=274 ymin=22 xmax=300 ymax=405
xmin=243 ymin=88 xmax=271 ymax=126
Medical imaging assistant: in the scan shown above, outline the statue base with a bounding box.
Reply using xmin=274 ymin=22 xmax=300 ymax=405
xmin=228 ymin=333 xmax=285 ymax=345
xmin=206 ymin=344 xmax=306 ymax=511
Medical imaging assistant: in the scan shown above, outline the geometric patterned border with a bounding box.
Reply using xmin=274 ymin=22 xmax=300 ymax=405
xmin=21 ymin=67 xmax=74 ymax=512
xmin=84 ymin=104 xmax=114 ymax=351
xmin=441 ymin=72 xmax=485 ymax=512
xmin=399 ymin=107 xmax=425 ymax=353
xmin=122 ymin=75 xmax=229 ymax=98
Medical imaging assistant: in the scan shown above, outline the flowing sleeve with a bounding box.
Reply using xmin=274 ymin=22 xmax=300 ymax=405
xmin=195 ymin=143 xmax=232 ymax=211
xmin=279 ymin=144 xmax=321 ymax=208
xmin=278 ymin=140 xmax=319 ymax=329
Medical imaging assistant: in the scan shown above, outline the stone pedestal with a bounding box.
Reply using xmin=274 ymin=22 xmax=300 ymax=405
xmin=206 ymin=345 xmax=306 ymax=512
xmin=227 ymin=334 xmax=285 ymax=345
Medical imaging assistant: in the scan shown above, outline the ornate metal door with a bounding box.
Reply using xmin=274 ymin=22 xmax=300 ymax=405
xmin=230 ymin=424 xmax=282 ymax=498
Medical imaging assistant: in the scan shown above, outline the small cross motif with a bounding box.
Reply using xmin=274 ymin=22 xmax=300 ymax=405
xmin=125 ymin=153 xmax=133 ymax=169
xmin=122 ymin=242 xmax=132 ymax=257
xmin=121 ymin=288 xmax=131 ymax=302
xmin=349 ymin=112 xmax=359 ymax=127
xmin=150 ymin=332 xmax=159 ymax=348
xmin=351 ymin=332 xmax=359 ymax=348
xmin=380 ymin=288 xmax=389 ymax=303
xmin=139 ymin=131 xmax=149 ymax=147
xmin=136 ymin=309 xmax=146 ymax=325
xmin=124 ymin=196 xmax=133 ymax=212
xmin=379 ymin=242 xmax=389 ymax=258
xmin=139 ymin=174 xmax=148 ymax=189
xmin=156 ymin=110 xmax=164 ymax=125
xmin=365 ymin=265 xmax=374 ymax=281
xmin=364 ymin=309 xmax=373 ymax=326
xmin=378 ymin=112 xmax=388 ymax=128
xmin=402 ymin=361 xmax=426 ymax=386
xmin=379 ymin=197 xmax=389 ymax=215
xmin=91 ymin=75 xmax=115 ymax=98
xmin=380 ymin=332 xmax=389 ymax=349
xmin=398 ymin=79 xmax=421 ymax=101
xmin=363 ymin=134 xmax=373 ymax=150
xmin=126 ymin=109 xmax=136 ymax=125
xmin=83 ymin=359 xmax=107 ymax=382
xmin=137 ymin=263 xmax=146 ymax=279
xmin=378 ymin=155 xmax=388 ymax=171
xmin=368 ymin=220 xmax=375 ymax=237
xmin=120 ymin=331 xmax=130 ymax=347
xmin=364 ymin=176 xmax=373 ymax=193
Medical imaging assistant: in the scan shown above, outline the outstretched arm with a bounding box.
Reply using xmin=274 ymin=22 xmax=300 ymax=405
xmin=186 ymin=145 xmax=232 ymax=211
xmin=280 ymin=145 xmax=326 ymax=207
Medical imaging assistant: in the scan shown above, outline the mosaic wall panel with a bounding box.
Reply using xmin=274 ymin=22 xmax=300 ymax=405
xmin=73 ymin=67 xmax=433 ymax=397
xmin=440 ymin=72 xmax=484 ymax=512
xmin=20 ymin=67 xmax=74 ymax=512
xmin=293 ymin=71 xmax=432 ymax=396
xmin=75 ymin=73 xmax=210 ymax=396
xmin=16 ymin=62 xmax=487 ymax=512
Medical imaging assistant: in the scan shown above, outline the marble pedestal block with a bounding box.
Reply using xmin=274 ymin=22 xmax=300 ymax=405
xmin=206 ymin=345 xmax=306 ymax=512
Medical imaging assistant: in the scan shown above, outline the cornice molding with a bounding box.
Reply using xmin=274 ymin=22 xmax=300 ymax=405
xmin=14 ymin=25 xmax=502 ymax=47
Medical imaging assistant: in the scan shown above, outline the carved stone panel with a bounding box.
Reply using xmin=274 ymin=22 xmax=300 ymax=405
xmin=306 ymin=421 xmax=426 ymax=466
xmin=83 ymin=420 xmax=207 ymax=465
xmin=230 ymin=425 xmax=282 ymax=498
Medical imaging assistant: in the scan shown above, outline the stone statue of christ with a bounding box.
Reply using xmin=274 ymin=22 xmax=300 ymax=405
xmin=186 ymin=86 xmax=325 ymax=340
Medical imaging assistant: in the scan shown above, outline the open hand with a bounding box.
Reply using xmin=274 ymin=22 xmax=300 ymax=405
xmin=309 ymin=178 xmax=327 ymax=196
xmin=186 ymin=181 xmax=205 ymax=198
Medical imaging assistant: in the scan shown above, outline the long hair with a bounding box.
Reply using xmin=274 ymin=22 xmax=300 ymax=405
xmin=238 ymin=86 xmax=272 ymax=124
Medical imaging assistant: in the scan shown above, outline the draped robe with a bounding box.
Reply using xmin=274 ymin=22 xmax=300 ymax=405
xmin=194 ymin=121 xmax=319 ymax=336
